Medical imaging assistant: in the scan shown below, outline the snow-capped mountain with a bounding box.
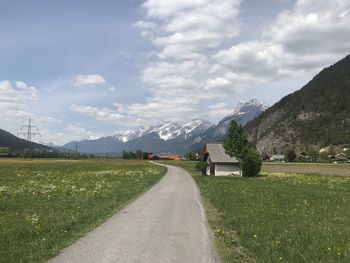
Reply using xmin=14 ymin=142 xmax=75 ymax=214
xmin=114 ymin=119 xmax=213 ymax=143
xmin=197 ymin=99 xmax=270 ymax=144
xmin=62 ymin=119 xmax=214 ymax=154
xmin=62 ymin=99 xmax=269 ymax=155
xmin=224 ymin=99 xmax=269 ymax=126
xmin=113 ymin=127 xmax=148 ymax=142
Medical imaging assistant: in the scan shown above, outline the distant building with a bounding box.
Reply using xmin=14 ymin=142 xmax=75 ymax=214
xmin=270 ymin=154 xmax=285 ymax=162
xmin=157 ymin=155 xmax=183 ymax=161
xmin=203 ymin=143 xmax=241 ymax=176
xmin=147 ymin=152 xmax=154 ymax=160
xmin=298 ymin=152 xmax=309 ymax=161
xmin=151 ymin=154 xmax=183 ymax=161
xmin=0 ymin=152 xmax=10 ymax=158
xmin=332 ymin=153 xmax=348 ymax=163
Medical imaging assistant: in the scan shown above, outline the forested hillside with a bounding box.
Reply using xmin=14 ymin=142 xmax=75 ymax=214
xmin=245 ymin=54 xmax=350 ymax=154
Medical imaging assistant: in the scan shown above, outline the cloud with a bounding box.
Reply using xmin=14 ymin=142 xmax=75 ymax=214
xmin=72 ymin=74 xmax=106 ymax=88
xmin=66 ymin=124 xmax=101 ymax=140
xmin=142 ymin=0 xmax=212 ymax=18
xmin=71 ymin=104 xmax=124 ymax=122
xmin=67 ymin=124 xmax=86 ymax=134
xmin=214 ymin=0 xmax=350 ymax=80
xmin=0 ymin=80 xmax=65 ymax=143
xmin=71 ymin=0 xmax=350 ymax=127
xmin=0 ymin=80 xmax=38 ymax=116
xmin=207 ymin=102 xmax=233 ymax=118
xmin=119 ymin=0 xmax=242 ymax=123
xmin=145 ymin=0 xmax=242 ymax=60
xmin=214 ymin=42 xmax=283 ymax=78
xmin=70 ymin=104 xmax=147 ymax=128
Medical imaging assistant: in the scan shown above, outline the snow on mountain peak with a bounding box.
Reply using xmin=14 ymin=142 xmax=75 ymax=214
xmin=234 ymin=101 xmax=247 ymax=114
xmin=113 ymin=118 xmax=213 ymax=142
xmin=114 ymin=126 xmax=148 ymax=142
xmin=233 ymin=99 xmax=269 ymax=115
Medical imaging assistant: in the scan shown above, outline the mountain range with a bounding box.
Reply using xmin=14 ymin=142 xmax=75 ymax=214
xmin=62 ymin=99 xmax=269 ymax=155
xmin=245 ymin=54 xmax=350 ymax=154
xmin=2 ymin=55 xmax=349 ymax=156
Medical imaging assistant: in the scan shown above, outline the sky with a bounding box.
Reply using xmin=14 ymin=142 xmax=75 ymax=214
xmin=1 ymin=0 xmax=350 ymax=145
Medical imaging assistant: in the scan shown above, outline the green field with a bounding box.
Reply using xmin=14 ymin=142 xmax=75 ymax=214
xmin=0 ymin=159 xmax=166 ymax=263
xmin=160 ymin=161 xmax=350 ymax=262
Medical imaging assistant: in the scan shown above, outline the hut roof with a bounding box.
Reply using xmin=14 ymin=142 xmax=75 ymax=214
xmin=204 ymin=143 xmax=239 ymax=163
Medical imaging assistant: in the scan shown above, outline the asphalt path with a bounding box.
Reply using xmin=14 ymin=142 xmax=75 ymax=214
xmin=49 ymin=163 xmax=218 ymax=263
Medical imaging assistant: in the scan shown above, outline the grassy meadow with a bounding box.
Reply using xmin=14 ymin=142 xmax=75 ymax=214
xmin=160 ymin=161 xmax=350 ymax=262
xmin=0 ymin=159 xmax=166 ymax=263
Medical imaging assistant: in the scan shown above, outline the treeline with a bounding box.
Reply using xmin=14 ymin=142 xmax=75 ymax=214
xmin=184 ymin=152 xmax=198 ymax=160
xmin=0 ymin=147 xmax=97 ymax=159
xmin=122 ymin=150 xmax=149 ymax=160
xmin=122 ymin=150 xmax=200 ymax=160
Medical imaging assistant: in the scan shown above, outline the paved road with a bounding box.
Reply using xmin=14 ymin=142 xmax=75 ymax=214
xmin=49 ymin=163 xmax=218 ymax=263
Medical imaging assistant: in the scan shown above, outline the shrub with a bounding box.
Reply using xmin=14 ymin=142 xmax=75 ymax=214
xmin=0 ymin=147 xmax=10 ymax=153
xmin=195 ymin=161 xmax=208 ymax=175
xmin=241 ymin=148 xmax=262 ymax=177
xmin=284 ymin=149 xmax=297 ymax=162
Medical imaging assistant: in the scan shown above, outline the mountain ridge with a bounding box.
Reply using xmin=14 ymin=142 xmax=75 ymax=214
xmin=62 ymin=99 xmax=268 ymax=155
xmin=0 ymin=128 xmax=52 ymax=153
xmin=245 ymin=54 xmax=350 ymax=154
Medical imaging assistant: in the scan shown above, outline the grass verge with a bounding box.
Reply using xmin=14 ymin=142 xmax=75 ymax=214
xmin=0 ymin=159 xmax=166 ymax=263
xmin=159 ymin=161 xmax=350 ymax=262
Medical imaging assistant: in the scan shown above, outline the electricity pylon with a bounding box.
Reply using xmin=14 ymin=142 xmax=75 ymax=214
xmin=17 ymin=118 xmax=41 ymax=142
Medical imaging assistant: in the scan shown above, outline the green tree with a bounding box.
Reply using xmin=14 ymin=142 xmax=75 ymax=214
xmin=185 ymin=152 xmax=197 ymax=161
xmin=284 ymin=149 xmax=297 ymax=162
xmin=241 ymin=148 xmax=262 ymax=177
xmin=223 ymin=121 xmax=249 ymax=160
xmin=142 ymin=152 xmax=149 ymax=160
xmin=223 ymin=120 xmax=261 ymax=177
xmin=308 ymin=148 xmax=319 ymax=162
xmin=195 ymin=161 xmax=208 ymax=175
xmin=135 ymin=150 xmax=143 ymax=159
xmin=22 ymin=148 xmax=32 ymax=158
xmin=0 ymin=147 xmax=10 ymax=153
xmin=128 ymin=151 xmax=136 ymax=159
xmin=122 ymin=150 xmax=129 ymax=159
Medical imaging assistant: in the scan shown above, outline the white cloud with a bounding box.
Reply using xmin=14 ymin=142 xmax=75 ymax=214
xmin=143 ymin=0 xmax=212 ymax=18
xmin=146 ymin=0 xmax=242 ymax=60
xmin=207 ymin=102 xmax=233 ymax=118
xmin=72 ymin=74 xmax=106 ymax=88
xmin=72 ymin=0 xmax=350 ymax=126
xmin=265 ymin=1 xmax=350 ymax=57
xmin=0 ymin=80 xmax=66 ymax=144
xmin=66 ymin=125 xmax=101 ymax=141
xmin=118 ymin=0 xmax=242 ymax=123
xmin=67 ymin=124 xmax=86 ymax=134
xmin=214 ymin=42 xmax=284 ymax=78
xmin=0 ymin=80 xmax=38 ymax=116
xmin=70 ymin=104 xmax=147 ymax=128
xmin=71 ymin=104 xmax=124 ymax=122
xmin=214 ymin=0 xmax=350 ymax=80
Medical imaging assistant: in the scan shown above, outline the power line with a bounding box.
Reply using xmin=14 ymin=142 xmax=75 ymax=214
xmin=17 ymin=118 xmax=41 ymax=142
